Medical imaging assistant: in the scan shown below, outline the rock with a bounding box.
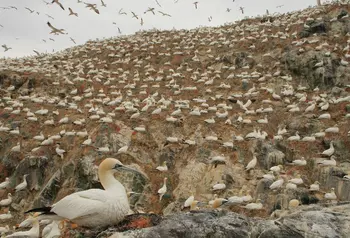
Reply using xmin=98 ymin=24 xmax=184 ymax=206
xmin=282 ymin=49 xmax=350 ymax=88
xmin=299 ymin=21 xmax=327 ymax=38
xmin=345 ymin=104 xmax=350 ymax=112
xmin=101 ymin=203 xmax=350 ymax=238
xmin=337 ymin=9 xmax=348 ymax=20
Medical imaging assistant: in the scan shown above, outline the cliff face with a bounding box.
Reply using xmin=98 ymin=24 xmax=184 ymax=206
xmin=0 ymin=1 xmax=350 ymax=237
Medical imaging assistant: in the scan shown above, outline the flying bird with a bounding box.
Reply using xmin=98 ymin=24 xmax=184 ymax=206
xmin=2 ymin=44 xmax=12 ymax=52
xmin=155 ymin=0 xmax=162 ymax=7
xmin=47 ymin=22 xmax=65 ymax=35
xmin=193 ymin=2 xmax=198 ymax=9
xmin=208 ymin=16 xmax=212 ymax=22
xmin=101 ymin=0 xmax=106 ymax=7
xmin=49 ymin=38 xmax=55 ymax=41
xmin=118 ymin=27 xmax=122 ymax=34
xmin=85 ymin=3 xmax=99 ymax=14
xmin=69 ymin=8 xmax=78 ymax=16
xmin=140 ymin=17 xmax=144 ymax=26
xmin=9 ymin=6 xmax=18 ymax=10
xmin=51 ymin=0 xmax=65 ymax=10
xmin=45 ymin=14 xmax=54 ymax=19
xmin=70 ymin=37 xmax=76 ymax=44
xmin=226 ymin=8 xmax=231 ymax=12
xmin=43 ymin=0 xmax=50 ymax=5
xmin=144 ymin=7 xmax=155 ymax=15
xmin=33 ymin=49 xmax=41 ymax=56
xmin=42 ymin=39 xmax=47 ymax=43
xmin=239 ymin=7 xmax=244 ymax=14
xmin=131 ymin=11 xmax=139 ymax=19
xmin=158 ymin=11 xmax=171 ymax=17
xmin=119 ymin=8 xmax=127 ymax=15
xmin=25 ymin=7 xmax=35 ymax=13
xmin=0 ymin=24 xmax=3 ymax=28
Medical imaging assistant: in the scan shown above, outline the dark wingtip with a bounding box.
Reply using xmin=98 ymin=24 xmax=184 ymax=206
xmin=25 ymin=207 xmax=52 ymax=214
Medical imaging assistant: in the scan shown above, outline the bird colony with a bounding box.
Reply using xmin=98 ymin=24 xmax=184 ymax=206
xmin=1 ymin=0 xmax=350 ymax=237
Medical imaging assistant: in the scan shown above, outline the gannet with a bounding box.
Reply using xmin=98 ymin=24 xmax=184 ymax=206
xmin=270 ymin=177 xmax=284 ymax=190
xmin=55 ymin=144 xmax=65 ymax=159
xmin=0 ymin=193 xmax=12 ymax=206
xmin=0 ymin=225 xmax=10 ymax=234
xmin=321 ymin=141 xmax=334 ymax=156
xmin=0 ymin=177 xmax=10 ymax=189
xmin=15 ymin=174 xmax=29 ymax=192
xmin=309 ymin=181 xmax=320 ymax=191
xmin=6 ymin=215 xmax=39 ymax=238
xmin=26 ymin=158 xmax=136 ymax=227
xmin=243 ymin=199 xmax=263 ymax=210
xmin=245 ymin=154 xmax=257 ymax=171
xmin=324 ymin=188 xmax=337 ymax=201
xmin=156 ymin=161 xmax=168 ymax=172
xmin=183 ymin=194 xmax=194 ymax=208
xmin=158 ymin=178 xmax=167 ymax=201
xmin=317 ymin=156 xmax=337 ymax=166
xmin=42 ymin=221 xmax=61 ymax=238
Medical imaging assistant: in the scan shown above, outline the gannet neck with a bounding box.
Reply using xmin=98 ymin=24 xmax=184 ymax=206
xmin=99 ymin=169 xmax=125 ymax=191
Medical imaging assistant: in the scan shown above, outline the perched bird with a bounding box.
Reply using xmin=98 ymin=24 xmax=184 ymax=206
xmin=0 ymin=193 xmax=12 ymax=206
xmin=55 ymin=144 xmax=66 ymax=159
xmin=158 ymin=178 xmax=168 ymax=201
xmin=183 ymin=194 xmax=195 ymax=208
xmin=0 ymin=177 xmax=10 ymax=189
xmin=26 ymin=158 xmax=137 ymax=227
xmin=6 ymin=215 xmax=39 ymax=238
xmin=324 ymin=188 xmax=337 ymax=201
xmin=156 ymin=161 xmax=168 ymax=172
xmin=243 ymin=199 xmax=263 ymax=210
xmin=269 ymin=177 xmax=284 ymax=190
xmin=245 ymin=154 xmax=257 ymax=171
xmin=321 ymin=141 xmax=334 ymax=157
xmin=15 ymin=174 xmax=29 ymax=192
xmin=309 ymin=181 xmax=320 ymax=191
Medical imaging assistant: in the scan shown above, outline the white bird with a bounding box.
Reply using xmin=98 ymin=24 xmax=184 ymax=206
xmin=82 ymin=137 xmax=92 ymax=146
xmin=324 ymin=188 xmax=337 ymax=201
xmin=42 ymin=221 xmax=61 ymax=238
xmin=317 ymin=156 xmax=337 ymax=166
xmin=15 ymin=174 xmax=29 ymax=192
xmin=286 ymin=182 xmax=297 ymax=190
xmin=270 ymin=165 xmax=283 ymax=173
xmin=289 ymin=157 xmax=307 ymax=166
xmin=212 ymin=182 xmax=226 ymax=191
xmin=156 ymin=161 xmax=168 ymax=172
xmin=321 ymin=141 xmax=334 ymax=156
xmin=158 ymin=177 xmax=167 ymax=201
xmin=289 ymin=175 xmax=303 ymax=185
xmin=270 ymin=178 xmax=284 ymax=190
xmin=183 ymin=194 xmax=195 ymax=208
xmin=25 ymin=158 xmax=136 ymax=227
xmin=245 ymin=154 xmax=257 ymax=171
xmin=0 ymin=193 xmax=12 ymax=206
xmin=0 ymin=211 xmax=12 ymax=220
xmin=0 ymin=225 xmax=10 ymax=234
xmin=55 ymin=144 xmax=65 ymax=159
xmin=0 ymin=177 xmax=10 ymax=189
xmin=6 ymin=215 xmax=39 ymax=238
xmin=243 ymin=199 xmax=263 ymax=210
xmin=309 ymin=181 xmax=320 ymax=191
xmin=117 ymin=145 xmax=128 ymax=154
xmin=287 ymin=132 xmax=300 ymax=141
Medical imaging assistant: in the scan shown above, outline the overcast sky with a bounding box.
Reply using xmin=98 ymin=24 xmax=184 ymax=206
xmin=0 ymin=0 xmax=317 ymax=58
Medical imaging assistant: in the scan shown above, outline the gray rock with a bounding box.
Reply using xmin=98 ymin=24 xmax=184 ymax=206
xmin=102 ymin=203 xmax=350 ymax=238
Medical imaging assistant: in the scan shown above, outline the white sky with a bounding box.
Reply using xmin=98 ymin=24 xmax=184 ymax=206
xmin=0 ymin=0 xmax=317 ymax=58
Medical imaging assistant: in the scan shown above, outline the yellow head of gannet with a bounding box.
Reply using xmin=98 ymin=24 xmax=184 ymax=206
xmin=26 ymin=158 xmax=137 ymax=228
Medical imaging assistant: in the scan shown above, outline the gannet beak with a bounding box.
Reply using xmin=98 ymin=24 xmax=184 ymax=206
xmin=119 ymin=165 xmax=138 ymax=174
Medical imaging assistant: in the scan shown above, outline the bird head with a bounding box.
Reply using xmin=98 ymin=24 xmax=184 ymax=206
xmin=102 ymin=158 xmax=137 ymax=174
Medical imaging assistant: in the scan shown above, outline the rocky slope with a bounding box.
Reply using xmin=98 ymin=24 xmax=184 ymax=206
xmin=0 ymin=1 xmax=350 ymax=237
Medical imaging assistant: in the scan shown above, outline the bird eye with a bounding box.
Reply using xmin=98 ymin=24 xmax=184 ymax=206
xmin=113 ymin=164 xmax=122 ymax=169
